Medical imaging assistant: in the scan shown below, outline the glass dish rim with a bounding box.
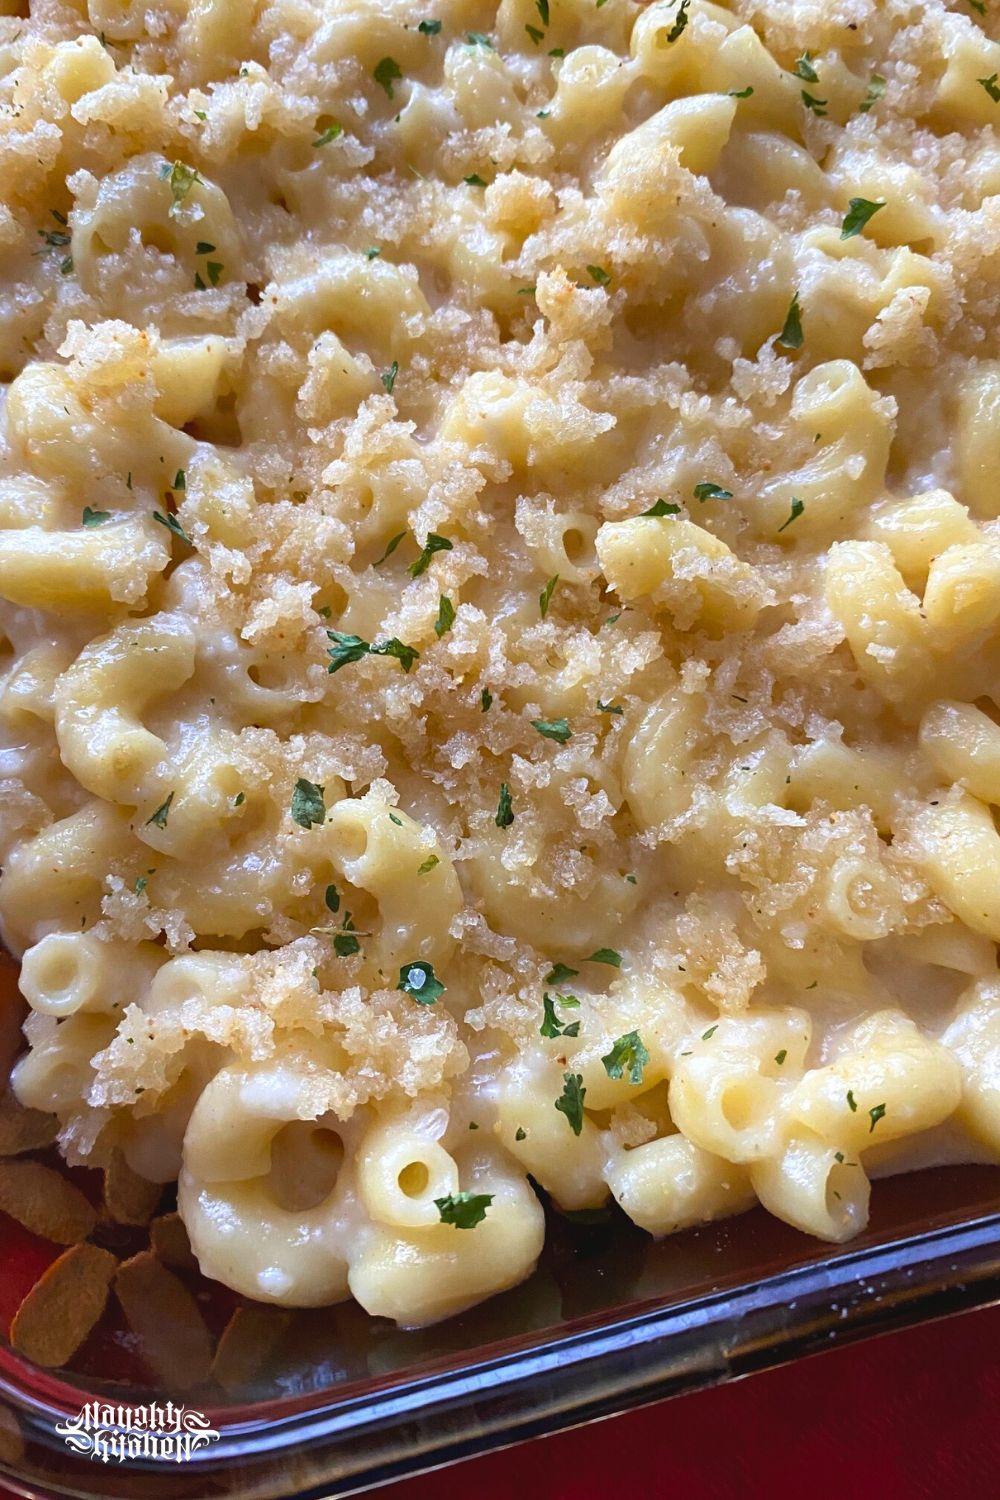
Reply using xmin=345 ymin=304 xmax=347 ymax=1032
xmin=0 ymin=1204 xmax=998 ymax=1499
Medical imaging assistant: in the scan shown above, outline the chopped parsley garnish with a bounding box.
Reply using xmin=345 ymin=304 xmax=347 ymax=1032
xmin=602 ymin=1030 xmax=649 ymax=1085
xmin=464 ymin=173 xmax=487 ymax=186
xmin=398 ymin=960 xmax=445 ymax=1004
xmin=481 ymin=687 xmax=493 ymax=712
xmin=515 ymin=1126 xmax=527 ymax=1141
xmin=418 ymin=18 xmax=442 ymax=33
xmin=774 ymin=1048 xmax=787 ymax=1065
xmin=544 ymin=964 xmax=578 ymax=988
xmin=325 ymin=630 xmax=420 ymax=673
xmin=979 ymin=72 xmax=1000 ymax=102
xmin=532 ymin=717 xmax=572 ymax=743
xmin=868 ymin=1102 xmax=887 ymax=1133
xmin=554 ymin=1071 xmax=586 ymax=1135
xmin=587 ymin=264 xmax=611 ymax=286
xmin=158 ymin=160 xmax=201 ymax=215
xmin=373 ymin=531 xmax=405 ymax=566
xmin=586 ymin=947 xmax=622 ymax=967
xmin=173 ymin=469 xmax=186 ymax=490
xmin=152 ymin=510 xmax=192 ymax=545
xmin=381 ymin=360 xmax=399 ymax=394
xmin=536 ymin=0 xmax=550 ymax=23
xmin=365 ymin=246 xmax=382 ymax=259
xmin=193 ymin=109 xmax=207 ymax=121
xmin=196 ymin=241 xmax=215 ymax=254
xmin=233 ymin=792 xmax=245 ymax=806
xmin=776 ymin=293 xmax=804 ymax=349
xmin=526 ymin=23 xmax=544 ymax=43
xmin=333 ymin=913 xmax=361 ymax=957
xmin=539 ymin=574 xmax=559 ymax=617
xmin=134 ymin=875 xmax=149 ymax=896
xmin=597 ymin=699 xmax=623 ymax=714
xmin=436 ymin=1191 xmax=492 ymax=1228
xmin=728 ymin=85 xmax=754 ymax=98
xmin=693 ymin=482 xmax=733 ymax=501
xmin=702 ymin=1024 xmax=719 ymax=1040
xmin=777 ymin=496 xmax=805 ymax=532
xmin=435 ymin=595 xmax=455 ymax=637
xmin=417 ymin=853 xmax=440 ymax=876
xmin=801 ymin=91 xmax=828 ymax=116
xmin=793 ymin=51 xmax=819 ymax=83
xmin=409 ymin=532 xmax=453 ymax=577
xmin=373 ymin=56 xmax=402 ymax=97
xmin=840 ymin=196 xmax=886 ymax=239
xmin=37 ymin=227 xmax=70 ymax=248
xmin=859 ymin=74 xmax=886 ymax=113
xmin=643 ymin=498 xmax=681 ymax=516
xmin=313 ymin=123 xmax=343 ymax=146
xmin=206 ymin=260 xmax=223 ymax=286
xmin=291 ymin=778 xmax=326 ymax=829
xmin=467 ymin=31 xmax=494 ymax=47
xmin=540 ymin=991 xmax=580 ymax=1039
xmin=81 ymin=506 xmax=110 ymax=527
xmin=665 ymin=0 xmax=690 ymax=43
xmin=846 ymin=1089 xmax=858 ymax=1112
xmin=145 ymin=792 xmax=174 ymax=829
xmin=324 ymin=884 xmax=340 ymax=913
xmin=495 ymin=781 xmax=514 ymax=828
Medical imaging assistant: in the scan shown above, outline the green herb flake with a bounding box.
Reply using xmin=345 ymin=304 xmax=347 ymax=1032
xmin=467 ymin=31 xmax=494 ymax=47
xmin=134 ymin=875 xmax=149 ymax=896
xmin=324 ymin=884 xmax=340 ymax=913
xmin=801 ymin=91 xmax=828 ymax=115
xmin=515 ymin=1126 xmax=527 ymax=1141
xmin=195 ymin=240 xmax=215 ymax=254
xmin=81 ymin=506 xmax=110 ymax=527
xmin=417 ymin=853 xmax=440 ymax=876
xmin=398 ymin=960 xmax=445 ymax=1004
xmin=794 ymin=51 xmax=819 ymax=83
xmin=495 ymin=782 xmax=514 ymax=828
xmin=173 ymin=469 xmax=186 ymax=490
xmin=333 ymin=916 xmax=361 ymax=957
xmin=868 ymin=1102 xmax=887 ymax=1133
xmin=481 ymin=687 xmax=493 ymax=712
xmin=409 ymin=532 xmax=453 ymax=577
xmin=206 ymin=260 xmax=223 ymax=286
xmin=232 ymin=792 xmax=245 ymax=807
xmin=313 ymin=123 xmax=343 ymax=146
xmin=152 ymin=510 xmax=192 ymax=546
xmin=532 ymin=717 xmax=572 ymax=743
xmin=291 ymin=778 xmax=326 ymax=829
xmin=464 ymin=173 xmax=487 ymax=186
xmin=373 ymin=56 xmax=402 ymax=97
xmin=840 ymin=196 xmax=886 ymax=239
xmin=540 ymin=991 xmax=581 ymax=1039
xmin=435 ymin=595 xmax=455 ymax=638
xmin=365 ymin=246 xmax=382 ymax=259
xmin=193 ymin=109 xmax=207 ymax=121
xmin=643 ymin=498 xmax=681 ymax=516
xmin=587 ymin=263 xmax=612 ymax=286
xmin=539 ymin=574 xmax=559 ymax=618
xmin=777 ymin=496 xmax=805 ymax=533
xmin=693 ymin=482 xmax=733 ymax=502
xmin=370 ymin=637 xmax=420 ymax=672
xmin=536 ymin=0 xmax=550 ymax=23
xmin=158 ymin=160 xmax=201 ymax=215
xmin=468 ymin=1121 xmax=479 ymax=1130
xmin=597 ymin=699 xmax=623 ymax=715
xmin=381 ymin=360 xmax=399 ymax=394
xmin=702 ymin=1024 xmax=719 ymax=1040
xmin=665 ymin=0 xmax=690 ymax=44
xmin=775 ymin=1048 xmax=787 ymax=1065
xmin=846 ymin=1089 xmax=858 ymax=1112
xmin=859 ymin=74 xmax=886 ymax=113
xmin=526 ymin=24 xmax=545 ymax=44
xmin=436 ymin=1190 xmax=492 ymax=1228
xmin=979 ymin=72 xmax=1000 ymax=102
xmin=418 ymin=18 xmax=442 ymax=34
xmin=545 ymin=962 xmax=579 ymax=986
xmin=602 ymin=1030 xmax=650 ymax=1086
xmin=145 ymin=792 xmax=174 ymax=829
xmin=554 ymin=1071 xmax=586 ymax=1135
xmin=373 ymin=531 xmax=406 ymax=567
xmin=728 ymin=85 xmax=754 ymax=98
xmin=776 ymin=293 xmax=804 ymax=350
xmin=586 ymin=947 xmax=622 ymax=967
xmin=326 ymin=630 xmax=370 ymax=673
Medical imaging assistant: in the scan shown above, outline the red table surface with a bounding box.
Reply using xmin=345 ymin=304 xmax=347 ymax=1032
xmin=0 ymin=1302 xmax=996 ymax=1498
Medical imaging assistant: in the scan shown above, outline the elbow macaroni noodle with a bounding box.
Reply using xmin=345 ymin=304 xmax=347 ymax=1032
xmin=0 ymin=0 xmax=999 ymax=1326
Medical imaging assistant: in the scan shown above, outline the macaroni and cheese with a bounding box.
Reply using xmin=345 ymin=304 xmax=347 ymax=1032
xmin=1 ymin=0 xmax=999 ymax=1326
